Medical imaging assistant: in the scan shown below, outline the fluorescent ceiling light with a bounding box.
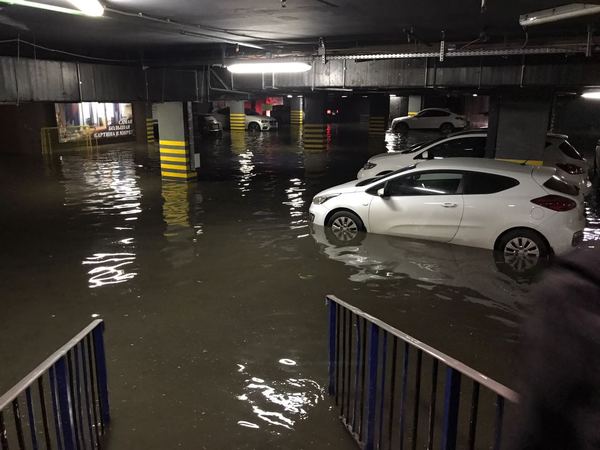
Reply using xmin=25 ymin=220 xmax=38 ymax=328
xmin=520 ymin=3 xmax=600 ymax=27
xmin=227 ymin=62 xmax=312 ymax=74
xmin=582 ymin=91 xmax=600 ymax=99
xmin=0 ymin=0 xmax=82 ymax=15
xmin=67 ymin=0 xmax=104 ymax=16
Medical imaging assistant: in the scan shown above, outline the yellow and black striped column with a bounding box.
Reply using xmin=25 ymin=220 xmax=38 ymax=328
xmin=159 ymin=140 xmax=197 ymax=182
xmin=303 ymin=95 xmax=327 ymax=151
xmin=146 ymin=118 xmax=157 ymax=143
xmin=368 ymin=94 xmax=390 ymax=137
xmin=290 ymin=96 xmax=304 ymax=126
xmin=229 ymin=101 xmax=246 ymax=132
xmin=303 ymin=124 xmax=327 ymax=150
xmin=368 ymin=116 xmax=387 ymax=135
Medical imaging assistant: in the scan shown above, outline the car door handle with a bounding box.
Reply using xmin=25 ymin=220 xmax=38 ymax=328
xmin=441 ymin=202 xmax=458 ymax=208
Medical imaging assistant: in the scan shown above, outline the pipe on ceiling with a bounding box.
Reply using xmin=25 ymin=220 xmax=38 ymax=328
xmin=520 ymin=3 xmax=600 ymax=27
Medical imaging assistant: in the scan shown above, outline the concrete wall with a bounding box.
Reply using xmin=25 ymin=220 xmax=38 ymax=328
xmin=554 ymin=96 xmax=600 ymax=157
xmin=0 ymin=103 xmax=56 ymax=154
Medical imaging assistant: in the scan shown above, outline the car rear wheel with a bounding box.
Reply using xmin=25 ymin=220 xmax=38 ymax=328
xmin=495 ymin=229 xmax=550 ymax=273
xmin=248 ymin=122 xmax=261 ymax=132
xmin=394 ymin=122 xmax=409 ymax=134
xmin=440 ymin=123 xmax=454 ymax=134
xmin=326 ymin=211 xmax=365 ymax=245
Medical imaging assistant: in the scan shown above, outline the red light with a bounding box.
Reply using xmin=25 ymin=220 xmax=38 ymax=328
xmin=326 ymin=109 xmax=332 ymax=115
xmin=531 ymin=195 xmax=577 ymax=212
xmin=556 ymin=163 xmax=584 ymax=175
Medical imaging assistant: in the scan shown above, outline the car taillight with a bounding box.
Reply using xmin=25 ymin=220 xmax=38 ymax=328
xmin=556 ymin=163 xmax=584 ymax=175
xmin=531 ymin=195 xmax=577 ymax=211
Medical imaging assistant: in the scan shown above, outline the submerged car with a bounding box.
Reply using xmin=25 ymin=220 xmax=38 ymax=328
xmin=390 ymin=108 xmax=467 ymax=134
xmin=212 ymin=108 xmax=279 ymax=132
xmin=310 ymin=158 xmax=585 ymax=265
xmin=198 ymin=114 xmax=222 ymax=136
xmin=358 ymin=131 xmax=592 ymax=195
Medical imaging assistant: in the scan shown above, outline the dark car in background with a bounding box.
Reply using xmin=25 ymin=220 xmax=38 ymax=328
xmin=198 ymin=114 xmax=222 ymax=136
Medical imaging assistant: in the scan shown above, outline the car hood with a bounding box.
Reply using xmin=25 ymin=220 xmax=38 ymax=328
xmin=315 ymin=179 xmax=363 ymax=197
xmin=391 ymin=116 xmax=411 ymax=123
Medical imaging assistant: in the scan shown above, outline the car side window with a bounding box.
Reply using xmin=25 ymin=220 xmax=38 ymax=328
xmin=430 ymin=110 xmax=450 ymax=117
xmin=425 ymin=137 xmax=487 ymax=159
xmin=417 ymin=110 xmax=433 ymax=118
xmin=463 ymin=172 xmax=520 ymax=195
xmin=386 ymin=171 xmax=463 ymax=196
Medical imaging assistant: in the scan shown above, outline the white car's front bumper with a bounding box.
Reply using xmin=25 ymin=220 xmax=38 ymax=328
xmin=309 ymin=203 xmax=329 ymax=227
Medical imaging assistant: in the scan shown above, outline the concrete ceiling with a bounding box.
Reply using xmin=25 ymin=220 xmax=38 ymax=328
xmin=0 ymin=0 xmax=597 ymax=59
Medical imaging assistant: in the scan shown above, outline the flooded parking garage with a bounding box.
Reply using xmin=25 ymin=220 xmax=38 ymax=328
xmin=1 ymin=127 xmax=598 ymax=449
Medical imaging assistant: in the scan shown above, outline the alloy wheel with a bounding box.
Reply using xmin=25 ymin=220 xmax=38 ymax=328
xmin=331 ymin=216 xmax=359 ymax=242
xmin=503 ymin=237 xmax=541 ymax=272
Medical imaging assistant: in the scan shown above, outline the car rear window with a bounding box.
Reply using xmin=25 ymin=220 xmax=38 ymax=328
xmin=463 ymin=172 xmax=520 ymax=195
xmin=543 ymin=175 xmax=580 ymax=196
xmin=559 ymin=141 xmax=584 ymax=161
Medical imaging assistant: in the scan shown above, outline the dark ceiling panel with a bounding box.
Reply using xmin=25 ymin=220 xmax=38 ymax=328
xmin=0 ymin=0 xmax=594 ymax=59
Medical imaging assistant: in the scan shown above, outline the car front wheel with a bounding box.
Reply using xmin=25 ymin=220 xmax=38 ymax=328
xmin=440 ymin=123 xmax=454 ymax=134
xmin=326 ymin=211 xmax=365 ymax=245
xmin=248 ymin=122 xmax=261 ymax=132
xmin=495 ymin=229 xmax=550 ymax=273
xmin=394 ymin=122 xmax=409 ymax=134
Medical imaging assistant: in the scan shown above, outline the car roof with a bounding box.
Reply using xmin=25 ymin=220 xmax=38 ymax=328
xmin=421 ymin=108 xmax=451 ymax=112
xmin=409 ymin=157 xmax=541 ymax=175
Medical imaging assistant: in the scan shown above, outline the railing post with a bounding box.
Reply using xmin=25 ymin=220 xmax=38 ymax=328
xmin=92 ymin=322 xmax=111 ymax=426
xmin=56 ymin=357 xmax=76 ymax=450
xmin=365 ymin=323 xmax=379 ymax=450
xmin=327 ymin=298 xmax=337 ymax=396
xmin=441 ymin=367 xmax=461 ymax=450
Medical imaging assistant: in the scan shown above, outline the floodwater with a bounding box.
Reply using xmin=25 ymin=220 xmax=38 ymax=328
xmin=0 ymin=126 xmax=598 ymax=449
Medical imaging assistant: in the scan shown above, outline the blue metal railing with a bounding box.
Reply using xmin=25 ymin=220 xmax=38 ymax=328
xmin=326 ymin=295 xmax=519 ymax=450
xmin=0 ymin=320 xmax=109 ymax=450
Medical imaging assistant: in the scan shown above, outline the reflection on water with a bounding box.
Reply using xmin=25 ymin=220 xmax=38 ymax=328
xmin=83 ymin=252 xmax=137 ymax=288
xmin=60 ymin=151 xmax=141 ymax=288
xmin=236 ymin=362 xmax=323 ymax=431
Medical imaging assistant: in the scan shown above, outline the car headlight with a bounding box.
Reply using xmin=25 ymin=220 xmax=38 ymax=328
xmin=260 ymin=120 xmax=269 ymax=123
xmin=363 ymin=162 xmax=377 ymax=170
xmin=312 ymin=194 xmax=340 ymax=205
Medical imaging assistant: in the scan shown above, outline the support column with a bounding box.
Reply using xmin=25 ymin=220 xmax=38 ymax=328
xmin=290 ymin=96 xmax=304 ymax=126
xmin=303 ymin=95 xmax=327 ymax=151
xmin=155 ymin=102 xmax=197 ymax=182
xmin=486 ymin=92 xmax=552 ymax=165
xmin=145 ymin=114 xmax=157 ymax=144
xmin=408 ymin=95 xmax=422 ymax=116
xmin=368 ymin=94 xmax=390 ymax=136
xmin=229 ymin=100 xmax=246 ymax=133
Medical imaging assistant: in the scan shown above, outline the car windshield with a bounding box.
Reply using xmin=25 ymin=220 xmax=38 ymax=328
xmin=356 ymin=164 xmax=417 ymax=186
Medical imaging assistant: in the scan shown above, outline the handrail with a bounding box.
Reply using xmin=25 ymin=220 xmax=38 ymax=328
xmin=327 ymin=295 xmax=519 ymax=403
xmin=0 ymin=320 xmax=104 ymax=410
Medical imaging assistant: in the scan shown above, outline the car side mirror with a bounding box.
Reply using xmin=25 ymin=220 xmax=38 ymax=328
xmin=377 ymin=183 xmax=390 ymax=198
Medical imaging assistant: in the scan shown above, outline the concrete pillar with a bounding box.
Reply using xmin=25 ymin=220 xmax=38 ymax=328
xmin=408 ymin=95 xmax=422 ymax=116
xmin=155 ymin=102 xmax=197 ymax=182
xmin=229 ymin=100 xmax=246 ymax=132
xmin=290 ymin=96 xmax=304 ymax=126
xmin=389 ymin=96 xmax=408 ymax=120
xmin=368 ymin=94 xmax=390 ymax=136
xmin=486 ymin=92 xmax=552 ymax=164
xmin=303 ymin=95 xmax=327 ymax=151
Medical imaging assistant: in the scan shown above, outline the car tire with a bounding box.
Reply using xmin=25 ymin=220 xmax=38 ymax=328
xmin=248 ymin=122 xmax=261 ymax=132
xmin=326 ymin=211 xmax=365 ymax=245
xmin=394 ymin=122 xmax=409 ymax=134
xmin=495 ymin=229 xmax=550 ymax=274
xmin=440 ymin=123 xmax=454 ymax=134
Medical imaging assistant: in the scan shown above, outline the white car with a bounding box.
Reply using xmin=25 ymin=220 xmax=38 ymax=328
xmin=245 ymin=110 xmax=278 ymax=131
xmin=390 ymin=108 xmax=467 ymax=134
xmin=310 ymin=158 xmax=585 ymax=263
xmin=212 ymin=108 xmax=278 ymax=132
xmin=358 ymin=131 xmax=592 ymax=195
